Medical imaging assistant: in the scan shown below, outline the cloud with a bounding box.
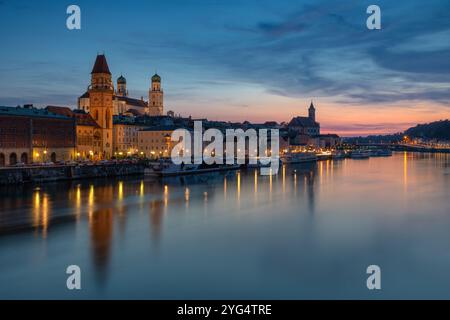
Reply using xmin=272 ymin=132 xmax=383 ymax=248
xmin=257 ymin=21 xmax=306 ymax=37
xmin=1 ymin=0 xmax=450 ymax=116
xmin=185 ymin=0 xmax=450 ymax=106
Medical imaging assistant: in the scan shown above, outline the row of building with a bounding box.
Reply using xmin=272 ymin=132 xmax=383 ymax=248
xmin=0 ymin=54 xmax=340 ymax=167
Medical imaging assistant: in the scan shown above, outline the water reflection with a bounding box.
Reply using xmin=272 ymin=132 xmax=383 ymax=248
xmin=90 ymin=208 xmax=113 ymax=285
xmin=2 ymin=152 xmax=450 ymax=297
xmin=31 ymin=190 xmax=50 ymax=238
xmin=0 ymin=163 xmax=320 ymax=233
xmin=149 ymin=199 xmax=164 ymax=244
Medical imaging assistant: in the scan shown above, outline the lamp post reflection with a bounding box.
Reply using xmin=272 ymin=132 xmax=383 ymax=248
xmin=32 ymin=190 xmax=50 ymax=238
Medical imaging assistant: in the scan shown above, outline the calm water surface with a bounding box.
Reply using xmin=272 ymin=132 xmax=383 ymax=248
xmin=1 ymin=152 xmax=450 ymax=299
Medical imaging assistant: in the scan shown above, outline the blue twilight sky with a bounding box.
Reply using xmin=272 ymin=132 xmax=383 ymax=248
xmin=0 ymin=0 xmax=450 ymax=135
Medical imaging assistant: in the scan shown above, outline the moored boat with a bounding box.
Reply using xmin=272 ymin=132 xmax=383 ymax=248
xmin=350 ymin=150 xmax=370 ymax=159
xmin=281 ymin=152 xmax=318 ymax=164
xmin=332 ymin=150 xmax=348 ymax=159
xmin=375 ymin=149 xmax=392 ymax=157
xmin=149 ymin=159 xmax=241 ymax=176
xmin=368 ymin=148 xmax=393 ymax=157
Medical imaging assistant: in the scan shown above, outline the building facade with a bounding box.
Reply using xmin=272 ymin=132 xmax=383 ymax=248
xmin=46 ymin=106 xmax=102 ymax=159
xmin=0 ymin=106 xmax=76 ymax=166
xmin=138 ymin=126 xmax=175 ymax=159
xmin=113 ymin=116 xmax=146 ymax=156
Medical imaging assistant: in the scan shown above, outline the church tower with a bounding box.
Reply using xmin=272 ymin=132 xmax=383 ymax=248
xmin=147 ymin=73 xmax=163 ymax=116
xmin=116 ymin=75 xmax=128 ymax=97
xmin=88 ymin=54 xmax=114 ymax=159
xmin=308 ymin=100 xmax=316 ymax=122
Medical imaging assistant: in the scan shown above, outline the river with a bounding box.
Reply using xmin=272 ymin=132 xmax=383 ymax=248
xmin=1 ymin=152 xmax=450 ymax=299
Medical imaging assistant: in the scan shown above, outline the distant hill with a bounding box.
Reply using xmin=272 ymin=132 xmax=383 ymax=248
xmin=405 ymin=120 xmax=450 ymax=140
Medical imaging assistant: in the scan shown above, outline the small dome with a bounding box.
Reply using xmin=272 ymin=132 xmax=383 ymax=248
xmin=117 ymin=75 xmax=126 ymax=84
xmin=151 ymin=73 xmax=161 ymax=82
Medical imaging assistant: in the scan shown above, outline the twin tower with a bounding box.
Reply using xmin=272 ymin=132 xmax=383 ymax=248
xmin=116 ymin=70 xmax=164 ymax=116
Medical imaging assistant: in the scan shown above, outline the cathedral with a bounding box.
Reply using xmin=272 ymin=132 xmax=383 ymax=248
xmin=74 ymin=54 xmax=165 ymax=159
xmin=78 ymin=54 xmax=164 ymax=117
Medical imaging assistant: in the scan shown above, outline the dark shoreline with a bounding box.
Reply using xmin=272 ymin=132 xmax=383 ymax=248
xmin=0 ymin=163 xmax=145 ymax=186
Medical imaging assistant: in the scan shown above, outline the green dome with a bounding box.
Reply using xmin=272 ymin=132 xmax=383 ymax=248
xmin=117 ymin=75 xmax=126 ymax=84
xmin=151 ymin=73 xmax=161 ymax=82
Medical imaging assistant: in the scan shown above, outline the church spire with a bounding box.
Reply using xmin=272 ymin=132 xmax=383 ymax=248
xmin=308 ymin=100 xmax=316 ymax=122
xmin=91 ymin=54 xmax=111 ymax=74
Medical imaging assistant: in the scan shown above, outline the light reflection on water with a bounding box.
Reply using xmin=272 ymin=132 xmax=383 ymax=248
xmin=0 ymin=152 xmax=450 ymax=298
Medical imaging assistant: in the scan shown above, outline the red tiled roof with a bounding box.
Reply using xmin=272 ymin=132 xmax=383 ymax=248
xmin=91 ymin=54 xmax=111 ymax=74
xmin=45 ymin=105 xmax=99 ymax=128
xmin=116 ymin=96 xmax=147 ymax=108
xmin=46 ymin=105 xmax=73 ymax=117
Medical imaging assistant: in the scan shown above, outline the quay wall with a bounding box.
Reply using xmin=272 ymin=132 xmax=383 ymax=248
xmin=0 ymin=164 xmax=145 ymax=185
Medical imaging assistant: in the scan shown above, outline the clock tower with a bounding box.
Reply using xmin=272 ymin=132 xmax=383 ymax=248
xmin=88 ymin=54 xmax=114 ymax=159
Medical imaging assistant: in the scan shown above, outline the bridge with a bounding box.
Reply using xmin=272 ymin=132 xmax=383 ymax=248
xmin=353 ymin=142 xmax=450 ymax=153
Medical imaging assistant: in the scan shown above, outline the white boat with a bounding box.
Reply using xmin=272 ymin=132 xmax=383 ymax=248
xmin=373 ymin=149 xmax=392 ymax=157
xmin=149 ymin=160 xmax=240 ymax=176
xmin=316 ymin=151 xmax=332 ymax=161
xmin=332 ymin=150 xmax=348 ymax=159
xmin=281 ymin=152 xmax=318 ymax=164
xmin=351 ymin=150 xmax=370 ymax=159
xmin=156 ymin=162 xmax=199 ymax=174
xmin=246 ymin=156 xmax=281 ymax=168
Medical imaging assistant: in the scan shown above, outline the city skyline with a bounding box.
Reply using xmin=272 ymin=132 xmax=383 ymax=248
xmin=1 ymin=0 xmax=450 ymax=136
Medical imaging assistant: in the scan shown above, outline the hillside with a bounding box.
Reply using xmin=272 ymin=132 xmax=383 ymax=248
xmin=405 ymin=120 xmax=450 ymax=140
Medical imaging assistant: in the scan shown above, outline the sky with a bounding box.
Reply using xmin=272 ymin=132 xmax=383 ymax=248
xmin=0 ymin=0 xmax=450 ymax=136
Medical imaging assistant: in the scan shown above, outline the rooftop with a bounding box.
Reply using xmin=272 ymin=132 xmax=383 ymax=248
xmin=113 ymin=115 xmax=140 ymax=125
xmin=78 ymin=91 xmax=148 ymax=109
xmin=45 ymin=105 xmax=99 ymax=127
xmin=140 ymin=125 xmax=188 ymax=132
xmin=0 ymin=106 xmax=72 ymax=120
xmin=91 ymin=54 xmax=111 ymax=75
xmin=116 ymin=96 xmax=147 ymax=108
xmin=288 ymin=116 xmax=319 ymax=128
